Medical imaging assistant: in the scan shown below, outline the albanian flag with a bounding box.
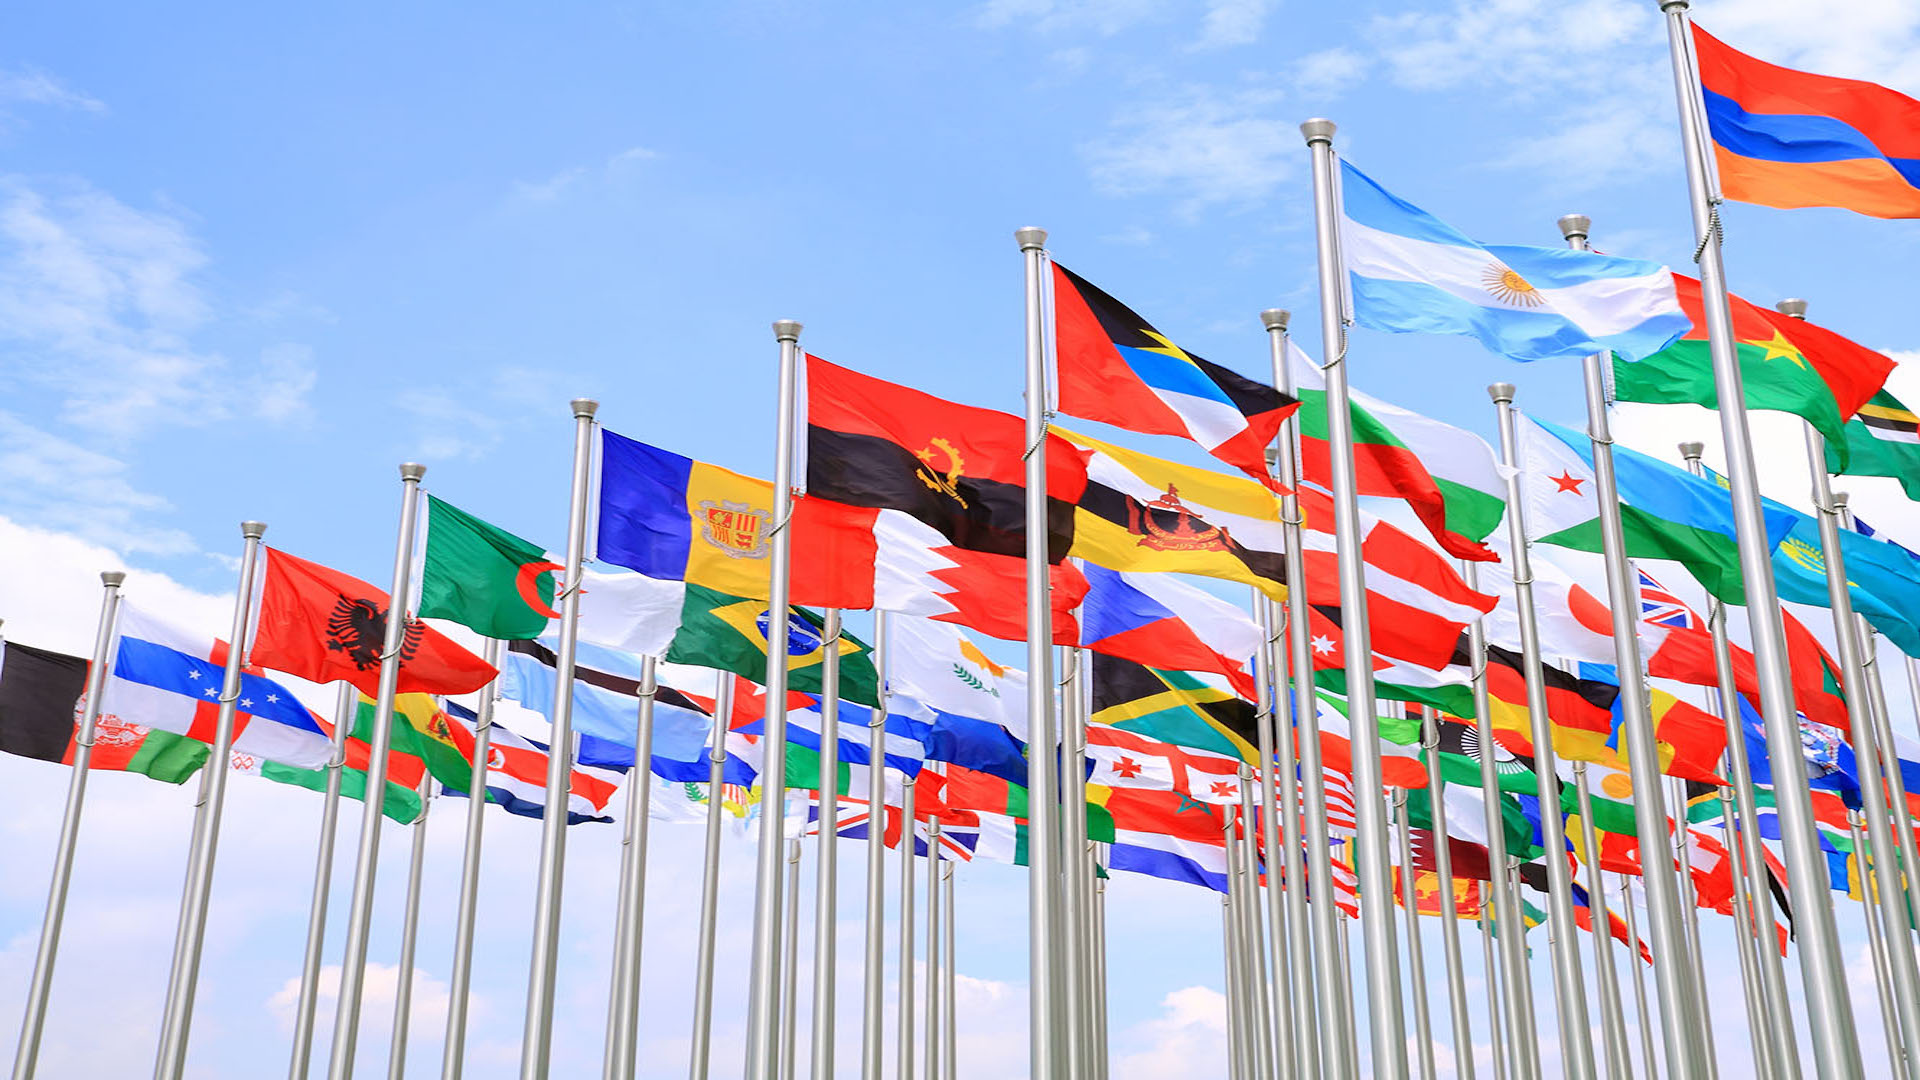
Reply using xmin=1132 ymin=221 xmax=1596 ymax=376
xmin=252 ymin=547 xmax=497 ymax=697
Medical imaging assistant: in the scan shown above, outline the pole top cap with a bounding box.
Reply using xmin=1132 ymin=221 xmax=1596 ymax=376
xmin=570 ymin=398 xmax=600 ymax=419
xmin=772 ymin=319 xmax=802 ymax=342
xmin=1487 ymin=382 xmax=1516 ymax=403
xmin=1557 ymin=214 xmax=1591 ymax=240
xmin=1264 ymin=447 xmax=1281 ymax=468
xmin=1015 ymin=226 xmax=1048 ymax=251
xmin=1300 ymin=118 xmax=1336 ymax=144
xmin=1833 ymin=490 xmax=1850 ymax=508
xmin=1259 ymin=308 xmax=1290 ymax=331
xmin=399 ymin=462 xmax=427 ymax=481
xmin=1678 ymin=440 xmax=1705 ymax=459
xmin=101 ymin=570 xmax=127 ymax=587
xmin=1776 ymin=298 xmax=1808 ymax=319
xmin=241 ymin=521 xmax=268 ymax=539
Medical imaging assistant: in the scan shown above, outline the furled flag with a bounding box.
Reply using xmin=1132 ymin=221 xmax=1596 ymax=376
xmin=415 ymin=495 xmax=562 ymax=640
xmin=434 ymin=701 xmax=621 ymax=824
xmin=251 ymin=547 xmax=496 ymax=697
xmin=0 ymin=640 xmax=208 ymax=784
xmin=805 ymin=354 xmax=1087 ymax=561
xmin=1289 ymin=341 xmax=1507 ymax=560
xmin=1088 ymin=652 xmax=1258 ymax=763
xmin=1693 ymin=23 xmax=1920 ymax=219
xmin=1076 ymin=562 xmax=1260 ymax=700
xmin=664 ymin=583 xmax=880 ymax=705
xmin=1050 ymin=261 xmax=1297 ymax=485
xmin=1613 ymin=273 xmax=1892 ymax=458
xmin=1338 ymin=159 xmax=1690 ymax=363
xmin=1827 ymin=388 xmax=1920 ymax=499
xmin=873 ymin=509 xmax=1088 ymax=644
xmin=596 ymin=429 xmax=878 ymax=609
xmin=1518 ymin=413 xmax=1794 ymax=604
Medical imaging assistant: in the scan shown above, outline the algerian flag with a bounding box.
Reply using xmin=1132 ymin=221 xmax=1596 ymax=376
xmin=417 ymin=495 xmax=561 ymax=640
xmin=666 ymin=583 xmax=879 ymax=705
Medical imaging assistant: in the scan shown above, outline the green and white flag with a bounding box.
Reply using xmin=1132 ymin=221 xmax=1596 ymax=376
xmin=1825 ymin=387 xmax=1920 ymax=500
xmin=416 ymin=495 xmax=560 ymax=640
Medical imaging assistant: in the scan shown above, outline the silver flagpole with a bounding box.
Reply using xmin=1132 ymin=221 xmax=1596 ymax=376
xmin=441 ymin=640 xmax=502 ymax=1080
xmin=1060 ymin=649 xmax=1092 ymax=1078
xmin=687 ymin=674 xmax=733 ymax=1080
xmin=606 ymin=655 xmax=660 ymax=1080
xmin=292 ymin=684 xmax=358 ymax=1080
xmin=1248 ymin=592 xmax=1299 ymax=1080
xmin=1262 ymin=308 xmax=1334 ymax=1080
xmin=1477 ymin=904 xmax=1507 ymax=1080
xmin=516 ymin=400 xmax=600 ymax=1080
xmin=388 ymin=776 xmax=433 ymax=1080
xmin=1235 ymin=768 xmax=1279 ymax=1080
xmin=1616 ymin=874 xmax=1662 ymax=1080
xmin=811 ymin=610 xmax=842 ymax=1080
xmin=1094 ymin=871 xmax=1111 ymax=1080
xmin=1657 ymin=7 xmax=1864 ymax=1073
xmin=1393 ymin=790 xmax=1438 ymax=1080
xmin=942 ymin=862 xmax=957 ymax=1080
xmin=781 ymin=837 xmax=802 ymax=1080
xmin=1335 ymin=894 xmax=1359 ymax=1069
xmin=1300 ymin=116 xmax=1408 ymax=1080
xmin=1459 ymin=562 xmax=1539 ymax=1080
xmin=1015 ymin=224 xmax=1060 ymax=1080
xmin=1485 ymin=382 xmax=1596 ymax=1080
xmin=898 ymin=775 xmax=918 ymax=1080
xmin=1224 ymin=893 xmax=1247 ymax=1080
xmin=925 ymin=816 xmax=942 ymax=1080
xmin=1569 ymin=763 xmax=1632 ymax=1080
xmin=11 ymin=571 xmax=124 ymax=1080
xmin=1224 ymin=826 xmax=1252 ymax=1080
xmin=1848 ymin=812 xmax=1910 ymax=1078
xmin=1667 ymin=776 xmax=1720 ymax=1080
xmin=154 ymin=521 xmax=268 ymax=1080
xmin=1715 ymin=782 xmax=1777 ymax=1080
xmin=744 ymin=320 xmax=804 ymax=1077
xmin=1419 ymin=712 xmax=1475 ymax=1080
xmin=860 ymin=612 xmax=890 ymax=1080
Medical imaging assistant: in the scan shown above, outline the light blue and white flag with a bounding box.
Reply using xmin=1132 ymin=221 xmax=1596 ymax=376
xmin=1339 ymin=160 xmax=1689 ymax=363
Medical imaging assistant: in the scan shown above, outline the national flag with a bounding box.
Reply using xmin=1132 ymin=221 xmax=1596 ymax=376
xmin=573 ymin=569 xmax=686 ymax=659
xmin=1309 ymin=690 xmax=1429 ymax=789
xmin=1408 ymin=826 xmax=1494 ymax=882
xmin=1300 ymin=605 xmax=1476 ymax=718
xmin=1289 ymin=342 xmax=1507 ymax=560
xmin=251 ymin=547 xmax=496 ymax=697
xmin=881 ymin=616 xmax=1033 ymax=784
xmin=1323 ymin=768 xmax=1358 ymax=836
xmin=1571 ymin=881 xmax=1652 ymax=964
xmin=1477 ymin=546 xmax=1619 ymax=664
xmin=804 ymin=354 xmax=1086 ymax=561
xmin=1391 ymin=866 xmax=1484 ymax=919
xmin=1084 ymin=724 xmax=1245 ymax=806
xmin=873 ymin=508 xmax=1088 ymax=644
xmin=802 ymin=795 xmax=978 ymax=862
xmin=0 ymin=641 xmax=209 ymax=784
xmin=1693 ymin=23 xmax=1920 ymax=219
xmin=1102 ymin=785 xmax=1232 ymax=892
xmin=432 ymin=701 xmax=621 ymax=824
xmin=415 ymin=495 xmax=561 ymax=640
xmin=1518 ymin=413 xmax=1795 ymax=604
xmin=1076 ymin=562 xmax=1259 ymax=700
xmin=734 ymin=693 xmax=930 ymax=779
xmin=665 ymin=583 xmax=880 ymax=705
xmin=1613 ymin=273 xmax=1892 ymax=457
xmin=232 ymin=718 xmax=426 ymax=824
xmin=1089 ymin=653 xmax=1258 ymax=763
xmin=1338 ymin=159 xmax=1689 ymax=363
xmin=595 ymin=429 xmax=877 ymax=608
xmin=1827 ymin=388 xmax=1920 ymax=499
xmin=1050 ymin=261 xmax=1296 ymax=485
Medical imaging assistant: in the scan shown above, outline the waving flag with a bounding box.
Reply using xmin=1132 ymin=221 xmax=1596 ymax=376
xmin=1089 ymin=653 xmax=1258 ymax=763
xmin=1827 ymin=388 xmax=1920 ymax=499
xmin=873 ymin=509 xmax=1087 ymax=644
xmin=1077 ymin=563 xmax=1259 ymax=700
xmin=0 ymin=640 xmax=208 ymax=784
xmin=415 ymin=495 xmax=561 ymax=640
xmin=436 ymin=702 xmax=621 ymax=824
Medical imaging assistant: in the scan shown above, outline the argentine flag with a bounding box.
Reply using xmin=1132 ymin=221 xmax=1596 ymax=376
xmin=1339 ymin=161 xmax=1690 ymax=363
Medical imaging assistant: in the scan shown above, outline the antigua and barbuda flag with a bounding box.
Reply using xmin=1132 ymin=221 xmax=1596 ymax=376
xmin=1051 ymin=262 xmax=1297 ymax=486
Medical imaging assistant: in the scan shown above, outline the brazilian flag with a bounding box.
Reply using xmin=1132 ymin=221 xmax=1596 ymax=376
xmin=666 ymin=584 xmax=879 ymax=705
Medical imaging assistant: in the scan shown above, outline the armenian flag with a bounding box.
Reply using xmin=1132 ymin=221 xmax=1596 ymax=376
xmin=1694 ymin=24 xmax=1920 ymax=219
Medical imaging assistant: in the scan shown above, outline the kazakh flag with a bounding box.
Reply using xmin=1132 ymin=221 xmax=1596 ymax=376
xmin=665 ymin=584 xmax=879 ymax=705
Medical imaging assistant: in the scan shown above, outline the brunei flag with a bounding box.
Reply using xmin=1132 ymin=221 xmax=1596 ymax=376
xmin=1052 ymin=262 xmax=1296 ymax=486
xmin=1088 ymin=652 xmax=1258 ymax=764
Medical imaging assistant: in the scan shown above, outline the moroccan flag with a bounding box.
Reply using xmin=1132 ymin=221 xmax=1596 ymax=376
xmin=417 ymin=495 xmax=561 ymax=640
xmin=1088 ymin=652 xmax=1258 ymax=763
xmin=1613 ymin=272 xmax=1893 ymax=459
xmin=805 ymin=354 xmax=1086 ymax=561
xmin=0 ymin=642 xmax=207 ymax=784
xmin=665 ymin=583 xmax=880 ymax=706
xmin=1050 ymin=261 xmax=1296 ymax=485
xmin=252 ymin=547 xmax=498 ymax=697
xmin=1826 ymin=388 xmax=1920 ymax=499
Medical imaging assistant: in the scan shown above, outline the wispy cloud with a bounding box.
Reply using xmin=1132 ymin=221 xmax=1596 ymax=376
xmin=511 ymin=146 xmax=661 ymax=203
xmin=1081 ymin=85 xmax=1292 ymax=215
xmin=1191 ymin=0 xmax=1274 ymax=51
xmin=0 ymin=413 xmax=194 ymax=556
xmin=0 ymin=67 xmax=105 ymax=116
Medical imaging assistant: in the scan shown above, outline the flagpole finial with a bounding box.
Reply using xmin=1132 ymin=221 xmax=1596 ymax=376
xmin=1556 ymin=214 xmax=1591 ymax=242
xmin=1014 ymin=227 xmax=1048 ymax=251
xmin=1300 ymin=118 xmax=1336 ymax=145
xmin=1678 ymin=440 xmax=1705 ymax=461
xmin=1260 ymin=308 xmax=1290 ymax=331
xmin=241 ymin=521 xmax=268 ymax=539
xmin=772 ymin=320 xmax=803 ymax=342
xmin=1832 ymin=490 xmax=1849 ymax=510
xmin=1776 ymin=298 xmax=1808 ymax=319
xmin=570 ymin=399 xmax=600 ymax=419
xmin=399 ymin=463 xmax=427 ymax=482
xmin=100 ymin=570 xmax=126 ymax=587
xmin=1487 ymin=382 xmax=1515 ymax=404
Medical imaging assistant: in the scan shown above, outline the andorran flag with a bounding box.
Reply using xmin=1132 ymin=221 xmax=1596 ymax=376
xmin=1052 ymin=262 xmax=1296 ymax=486
xmin=805 ymin=354 xmax=1086 ymax=562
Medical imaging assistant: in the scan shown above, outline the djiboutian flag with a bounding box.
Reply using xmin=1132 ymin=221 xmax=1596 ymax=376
xmin=252 ymin=546 xmax=497 ymax=697
xmin=416 ymin=495 xmax=560 ymax=640
xmin=0 ymin=640 xmax=207 ymax=784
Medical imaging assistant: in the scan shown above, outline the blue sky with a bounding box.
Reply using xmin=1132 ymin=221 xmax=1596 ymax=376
xmin=5 ymin=1 xmax=1920 ymax=1076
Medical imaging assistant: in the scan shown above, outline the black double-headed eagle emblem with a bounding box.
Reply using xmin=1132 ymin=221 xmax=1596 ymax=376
xmin=324 ymin=597 xmax=422 ymax=671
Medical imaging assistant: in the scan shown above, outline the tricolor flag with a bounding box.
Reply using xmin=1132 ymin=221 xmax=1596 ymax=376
xmin=437 ymin=702 xmax=621 ymax=824
xmin=0 ymin=640 xmax=208 ymax=784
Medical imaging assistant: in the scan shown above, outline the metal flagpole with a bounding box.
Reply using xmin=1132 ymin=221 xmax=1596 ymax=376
xmin=291 ymin=684 xmax=358 ymax=1080
xmin=943 ymin=862 xmax=957 ymax=1080
xmin=925 ymin=816 xmax=942 ymax=1080
xmin=1224 ymin=893 xmax=1247 ymax=1080
xmin=781 ymin=838 xmax=802 ymax=1080
xmin=441 ymin=641 xmax=502 ymax=1080
xmin=1334 ymin=894 xmax=1360 ymax=1070
xmin=1715 ymin=782 xmax=1777 ymax=1080
xmin=388 ymin=776 xmax=433 ymax=1080
xmin=605 ymin=656 xmax=660 ymax=1080
xmin=1015 ymin=225 xmax=1060 ymax=1080
xmin=898 ymin=776 xmax=918 ymax=1080
xmin=1658 ymin=7 xmax=1864 ymax=1073
xmin=1262 ymin=308 xmax=1335 ymax=1080
xmin=1459 ymin=562 xmax=1539 ymax=1080
xmin=1478 ymin=905 xmax=1507 ymax=1080
xmin=515 ymin=400 xmax=599 ymax=1080
xmin=1570 ymin=763 xmax=1633 ymax=1080
xmin=1236 ymin=768 xmax=1279 ymax=1080
xmin=1393 ymin=790 xmax=1438 ymax=1080
xmin=688 ymin=674 xmax=733 ymax=1080
xmin=1224 ymin=826 xmax=1252 ymax=1080
xmin=1848 ymin=812 xmax=1911 ymax=1078
xmin=1248 ymin=593 xmax=1299 ymax=1080
xmin=1485 ymin=383 xmax=1597 ymax=1080
xmin=153 ymin=520 xmax=269 ymax=1080
xmin=811 ymin=610 xmax=842 ymax=1080
xmin=11 ymin=572 xmax=124 ymax=1080
xmin=1616 ymin=874 xmax=1662 ymax=1080
xmin=1666 ymin=777 xmax=1721 ymax=1080
xmin=1060 ymin=649 xmax=1092 ymax=1078
xmin=1300 ymin=116 xmax=1408 ymax=1080
xmin=860 ymin=612 xmax=890 ymax=1080
xmin=606 ymin=736 xmax=638 ymax=1077
xmin=1419 ymin=712 xmax=1475 ymax=1080
xmin=745 ymin=321 xmax=804 ymax=1077
xmin=1094 ymin=869 xmax=1111 ymax=1080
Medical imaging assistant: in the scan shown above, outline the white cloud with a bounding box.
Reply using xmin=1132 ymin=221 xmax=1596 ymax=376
xmin=1113 ymin=985 xmax=1230 ymax=1078
xmin=1081 ymin=85 xmax=1293 ymax=215
xmin=973 ymin=0 xmax=1167 ymax=36
xmin=513 ymin=165 xmax=588 ymax=203
xmin=512 ymin=146 xmax=661 ymax=203
xmin=0 ymin=418 xmax=195 ymax=557
xmin=0 ymin=68 xmax=105 ymax=117
xmin=266 ymin=962 xmax=458 ymax=1047
xmin=1290 ymin=47 xmax=1365 ymax=100
xmin=1192 ymin=0 xmax=1273 ymax=51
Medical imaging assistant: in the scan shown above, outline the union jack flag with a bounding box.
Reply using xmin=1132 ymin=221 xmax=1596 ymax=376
xmin=804 ymin=797 xmax=978 ymax=862
xmin=1637 ymin=568 xmax=1700 ymax=630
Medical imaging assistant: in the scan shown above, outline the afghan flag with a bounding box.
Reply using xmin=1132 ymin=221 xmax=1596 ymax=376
xmin=664 ymin=583 xmax=879 ymax=706
xmin=1826 ymin=387 xmax=1920 ymax=499
xmin=1050 ymin=262 xmax=1296 ymax=486
xmin=0 ymin=641 xmax=208 ymax=784
xmin=417 ymin=495 xmax=560 ymax=640
xmin=1613 ymin=272 xmax=1893 ymax=459
xmin=252 ymin=547 xmax=498 ymax=697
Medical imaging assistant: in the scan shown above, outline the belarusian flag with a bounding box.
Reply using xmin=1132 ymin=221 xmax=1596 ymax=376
xmin=1826 ymin=387 xmax=1920 ymax=499
xmin=1290 ymin=343 xmax=1507 ymax=561
xmin=417 ymin=495 xmax=560 ymax=640
xmin=235 ymin=715 xmax=427 ymax=824
xmin=665 ymin=583 xmax=879 ymax=705
xmin=1613 ymin=272 xmax=1893 ymax=460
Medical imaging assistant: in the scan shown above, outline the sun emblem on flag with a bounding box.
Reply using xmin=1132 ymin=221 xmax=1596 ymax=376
xmin=1482 ymin=264 xmax=1545 ymax=308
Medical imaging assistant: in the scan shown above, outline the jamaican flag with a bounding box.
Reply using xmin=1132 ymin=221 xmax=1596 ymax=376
xmin=1089 ymin=652 xmax=1257 ymax=763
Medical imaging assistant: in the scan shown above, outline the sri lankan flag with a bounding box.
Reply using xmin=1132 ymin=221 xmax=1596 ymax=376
xmin=665 ymin=583 xmax=879 ymax=705
xmin=1613 ymin=271 xmax=1892 ymax=460
xmin=1089 ymin=652 xmax=1257 ymax=763
xmin=1826 ymin=387 xmax=1920 ymax=500
xmin=1052 ymin=262 xmax=1296 ymax=486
